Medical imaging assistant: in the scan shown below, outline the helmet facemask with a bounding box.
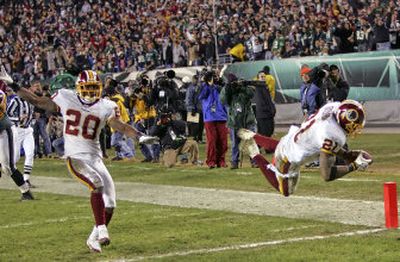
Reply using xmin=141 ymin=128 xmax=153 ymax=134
xmin=76 ymin=70 xmax=103 ymax=104
xmin=336 ymin=100 xmax=366 ymax=137
xmin=77 ymin=82 xmax=102 ymax=104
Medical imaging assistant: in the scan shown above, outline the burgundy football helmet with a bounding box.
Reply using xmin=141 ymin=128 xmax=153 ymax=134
xmin=76 ymin=70 xmax=102 ymax=104
xmin=335 ymin=100 xmax=366 ymax=136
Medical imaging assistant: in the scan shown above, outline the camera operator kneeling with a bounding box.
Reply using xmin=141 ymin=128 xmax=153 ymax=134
xmin=149 ymin=110 xmax=203 ymax=168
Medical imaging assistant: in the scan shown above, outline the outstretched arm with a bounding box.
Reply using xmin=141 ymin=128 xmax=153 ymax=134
xmin=319 ymin=151 xmax=354 ymax=181
xmin=319 ymin=148 xmax=372 ymax=182
xmin=0 ymin=66 xmax=57 ymax=112
xmin=17 ymin=88 xmax=58 ymax=113
xmin=108 ymin=116 xmax=142 ymax=139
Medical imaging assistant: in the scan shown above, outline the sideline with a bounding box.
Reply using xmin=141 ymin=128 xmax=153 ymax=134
xmin=0 ymin=176 xmax=385 ymax=227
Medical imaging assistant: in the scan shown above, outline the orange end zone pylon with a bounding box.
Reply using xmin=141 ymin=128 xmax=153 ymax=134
xmin=384 ymin=182 xmax=398 ymax=229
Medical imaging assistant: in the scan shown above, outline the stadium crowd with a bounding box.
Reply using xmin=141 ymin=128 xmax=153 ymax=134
xmin=0 ymin=0 xmax=396 ymax=168
xmin=1 ymin=0 xmax=400 ymax=83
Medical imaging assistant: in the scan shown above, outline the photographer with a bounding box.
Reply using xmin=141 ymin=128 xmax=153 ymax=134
xmin=105 ymin=78 xmax=136 ymax=161
xmin=131 ymin=75 xmax=160 ymax=163
xmin=150 ymin=70 xmax=179 ymax=114
xmin=149 ymin=109 xmax=202 ymax=168
xmin=198 ymin=71 xmax=228 ymax=169
xmin=220 ymin=74 xmax=257 ymax=169
xmin=326 ymin=64 xmax=349 ymax=102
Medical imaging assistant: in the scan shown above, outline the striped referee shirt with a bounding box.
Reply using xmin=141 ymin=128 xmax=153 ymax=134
xmin=6 ymin=95 xmax=35 ymax=128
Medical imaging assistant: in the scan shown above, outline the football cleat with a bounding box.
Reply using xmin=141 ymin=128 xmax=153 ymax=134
xmin=139 ymin=135 xmax=160 ymax=144
xmin=21 ymin=191 xmax=34 ymax=201
xmin=239 ymin=137 xmax=260 ymax=159
xmin=25 ymin=180 xmax=37 ymax=188
xmin=97 ymin=225 xmax=110 ymax=246
xmin=237 ymin=128 xmax=256 ymax=140
xmin=87 ymin=238 xmax=102 ymax=253
xmin=87 ymin=226 xmax=101 ymax=253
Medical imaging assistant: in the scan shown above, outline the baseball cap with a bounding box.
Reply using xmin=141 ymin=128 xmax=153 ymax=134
xmin=300 ymin=67 xmax=312 ymax=76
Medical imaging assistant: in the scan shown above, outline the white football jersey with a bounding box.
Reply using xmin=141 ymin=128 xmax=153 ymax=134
xmin=275 ymin=102 xmax=346 ymax=172
xmin=52 ymin=89 xmax=119 ymax=158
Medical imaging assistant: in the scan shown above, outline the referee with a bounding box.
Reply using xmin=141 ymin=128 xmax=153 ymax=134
xmin=0 ymin=79 xmax=34 ymax=200
xmin=7 ymin=88 xmax=36 ymax=188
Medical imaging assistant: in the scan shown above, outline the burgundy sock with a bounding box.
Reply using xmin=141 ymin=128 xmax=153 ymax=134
xmin=105 ymin=210 xmax=113 ymax=226
xmin=90 ymin=192 xmax=105 ymax=226
xmin=254 ymin=134 xmax=279 ymax=153
xmin=253 ymin=154 xmax=280 ymax=192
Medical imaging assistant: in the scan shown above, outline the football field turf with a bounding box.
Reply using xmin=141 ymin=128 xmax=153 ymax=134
xmin=0 ymin=133 xmax=399 ymax=261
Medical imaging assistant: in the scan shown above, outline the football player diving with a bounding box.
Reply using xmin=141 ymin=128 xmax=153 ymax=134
xmin=0 ymin=67 xmax=156 ymax=253
xmin=238 ymin=99 xmax=373 ymax=197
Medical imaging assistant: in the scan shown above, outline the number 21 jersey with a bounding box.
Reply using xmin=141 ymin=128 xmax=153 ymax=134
xmin=277 ymin=102 xmax=347 ymax=167
xmin=51 ymin=89 xmax=119 ymax=158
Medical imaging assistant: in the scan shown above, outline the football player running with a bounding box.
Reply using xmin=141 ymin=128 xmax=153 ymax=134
xmin=238 ymin=100 xmax=373 ymax=196
xmin=0 ymin=80 xmax=34 ymax=200
xmin=0 ymin=68 xmax=152 ymax=252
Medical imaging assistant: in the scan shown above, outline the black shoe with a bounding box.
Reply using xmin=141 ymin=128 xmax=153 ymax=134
xmin=111 ymin=156 xmax=124 ymax=161
xmin=305 ymin=161 xmax=319 ymax=168
xmin=192 ymin=160 xmax=204 ymax=166
xmin=25 ymin=180 xmax=36 ymax=188
xmin=141 ymin=158 xmax=152 ymax=163
xmin=209 ymin=165 xmax=215 ymax=169
xmin=21 ymin=191 xmax=34 ymax=201
xmin=230 ymin=163 xmax=239 ymax=169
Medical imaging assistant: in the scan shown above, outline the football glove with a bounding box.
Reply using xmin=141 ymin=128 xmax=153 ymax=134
xmin=353 ymin=150 xmax=373 ymax=171
xmin=139 ymin=135 xmax=159 ymax=145
xmin=0 ymin=66 xmax=20 ymax=92
xmin=0 ymin=65 xmax=13 ymax=84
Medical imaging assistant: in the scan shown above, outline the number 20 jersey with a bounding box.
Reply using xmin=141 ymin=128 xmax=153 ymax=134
xmin=52 ymin=89 xmax=119 ymax=158
xmin=275 ymin=102 xmax=347 ymax=170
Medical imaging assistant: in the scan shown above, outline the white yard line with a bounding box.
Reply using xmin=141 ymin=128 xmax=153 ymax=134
xmin=300 ymin=175 xmax=381 ymax=182
xmin=110 ymin=228 xmax=386 ymax=262
xmin=0 ymin=211 xmax=207 ymax=229
xmin=0 ymin=216 xmax=91 ymax=229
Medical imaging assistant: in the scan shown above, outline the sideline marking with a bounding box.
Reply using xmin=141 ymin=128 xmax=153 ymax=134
xmin=300 ymin=175 xmax=380 ymax=182
xmin=111 ymin=228 xmax=385 ymax=262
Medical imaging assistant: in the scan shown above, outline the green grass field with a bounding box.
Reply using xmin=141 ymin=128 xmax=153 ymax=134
xmin=1 ymin=133 xmax=399 ymax=261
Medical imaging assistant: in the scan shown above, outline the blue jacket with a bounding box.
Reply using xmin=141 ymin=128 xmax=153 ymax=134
xmin=198 ymin=82 xmax=227 ymax=122
xmin=300 ymin=82 xmax=322 ymax=116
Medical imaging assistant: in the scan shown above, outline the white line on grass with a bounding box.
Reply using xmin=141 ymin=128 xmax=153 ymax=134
xmin=300 ymin=175 xmax=380 ymax=182
xmin=111 ymin=228 xmax=386 ymax=262
xmin=0 ymin=216 xmax=91 ymax=229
